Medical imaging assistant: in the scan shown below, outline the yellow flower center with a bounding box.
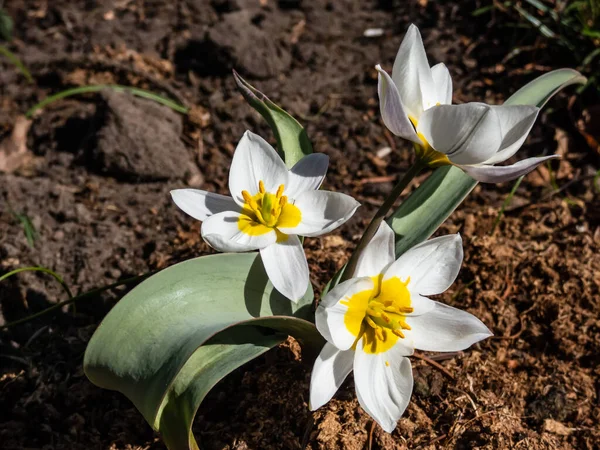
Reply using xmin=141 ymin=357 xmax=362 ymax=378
xmin=341 ymin=274 xmax=414 ymax=354
xmin=409 ymin=113 xmax=451 ymax=168
xmin=237 ymin=180 xmax=301 ymax=240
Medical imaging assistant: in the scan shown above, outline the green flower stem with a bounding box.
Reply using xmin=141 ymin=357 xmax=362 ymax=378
xmin=0 ymin=271 xmax=155 ymax=330
xmin=342 ymin=158 xmax=427 ymax=282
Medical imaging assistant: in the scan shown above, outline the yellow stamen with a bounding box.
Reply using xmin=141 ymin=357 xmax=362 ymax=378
xmin=276 ymin=184 xmax=284 ymax=198
xmin=365 ymin=316 xmax=378 ymax=330
xmin=341 ymin=274 xmax=414 ymax=355
xmin=237 ymin=180 xmax=301 ymax=234
xmin=392 ymin=329 xmax=405 ymax=338
xmin=366 ymin=307 xmax=381 ymax=317
xmin=242 ymin=190 xmax=253 ymax=204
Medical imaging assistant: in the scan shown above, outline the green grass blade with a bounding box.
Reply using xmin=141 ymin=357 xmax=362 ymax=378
xmin=514 ymin=5 xmax=558 ymax=38
xmin=0 ymin=266 xmax=73 ymax=301
xmin=0 ymin=44 xmax=33 ymax=83
xmin=0 ymin=271 xmax=155 ymax=330
xmin=491 ymin=175 xmax=524 ymax=234
xmin=12 ymin=211 xmax=38 ymax=247
xmin=0 ymin=8 xmax=13 ymax=41
xmin=25 ymin=84 xmax=189 ymax=118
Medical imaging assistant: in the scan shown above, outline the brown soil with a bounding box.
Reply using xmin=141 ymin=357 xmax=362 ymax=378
xmin=1 ymin=1 xmax=599 ymax=449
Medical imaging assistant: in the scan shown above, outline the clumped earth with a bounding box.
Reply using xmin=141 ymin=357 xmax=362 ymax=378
xmin=1 ymin=1 xmax=599 ymax=449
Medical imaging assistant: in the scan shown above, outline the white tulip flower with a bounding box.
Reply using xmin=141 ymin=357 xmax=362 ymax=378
xmin=310 ymin=222 xmax=491 ymax=432
xmin=377 ymin=24 xmax=559 ymax=183
xmin=171 ymin=131 xmax=360 ymax=302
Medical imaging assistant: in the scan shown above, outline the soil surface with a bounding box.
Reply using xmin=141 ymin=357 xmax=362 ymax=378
xmin=1 ymin=1 xmax=599 ymax=449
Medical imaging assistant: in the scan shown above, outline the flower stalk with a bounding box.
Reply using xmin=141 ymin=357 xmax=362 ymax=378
xmin=342 ymin=157 xmax=428 ymax=281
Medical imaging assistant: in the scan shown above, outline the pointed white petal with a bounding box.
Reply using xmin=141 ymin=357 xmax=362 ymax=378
xmin=201 ymin=211 xmax=276 ymax=252
xmin=316 ymin=277 xmax=374 ymax=351
xmin=171 ymin=189 xmax=238 ymax=222
xmin=376 ymin=65 xmax=420 ymax=143
xmin=430 ymin=63 xmax=453 ymax=105
xmin=460 ymin=155 xmax=560 ymax=183
xmin=353 ymin=221 xmax=395 ymax=279
xmin=392 ymin=24 xmax=436 ymax=118
xmin=417 ymin=103 xmax=502 ymax=165
xmin=285 ymin=153 xmax=329 ymax=199
xmin=259 ymin=235 xmax=309 ymax=302
xmin=485 ymin=105 xmax=540 ymax=164
xmin=354 ymin=341 xmax=414 ymax=433
xmin=407 ymin=301 xmax=492 ymax=352
xmin=277 ymin=190 xmax=360 ymax=237
xmin=228 ymin=131 xmax=289 ymax=206
xmin=309 ymin=343 xmax=354 ymax=410
xmin=384 ymin=234 xmax=463 ymax=296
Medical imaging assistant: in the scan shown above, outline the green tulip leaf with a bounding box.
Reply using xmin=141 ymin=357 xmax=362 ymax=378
xmin=504 ymin=68 xmax=587 ymax=107
xmin=84 ymin=253 xmax=321 ymax=450
xmin=389 ymin=69 xmax=587 ymax=256
xmin=233 ymin=70 xmax=313 ymax=168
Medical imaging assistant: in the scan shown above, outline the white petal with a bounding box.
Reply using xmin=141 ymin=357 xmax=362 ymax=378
xmin=259 ymin=235 xmax=309 ymax=302
xmin=407 ymin=301 xmax=492 ymax=352
xmin=391 ymin=24 xmax=436 ymax=118
xmin=309 ymin=342 xmax=354 ymax=410
xmin=485 ymin=105 xmax=540 ymax=164
xmin=407 ymin=292 xmax=436 ymax=316
xmin=430 ymin=63 xmax=453 ymax=105
xmin=354 ymin=341 xmax=414 ymax=433
xmin=228 ymin=131 xmax=289 ymax=206
xmin=460 ymin=155 xmax=560 ymax=183
xmin=171 ymin=189 xmax=238 ymax=222
xmin=417 ymin=103 xmax=502 ymax=165
xmin=277 ymin=190 xmax=360 ymax=237
xmin=201 ymin=211 xmax=276 ymax=252
xmin=285 ymin=153 xmax=329 ymax=199
xmin=353 ymin=221 xmax=395 ymax=279
xmin=384 ymin=234 xmax=463 ymax=296
xmin=316 ymin=277 xmax=374 ymax=351
xmin=376 ymin=65 xmax=420 ymax=143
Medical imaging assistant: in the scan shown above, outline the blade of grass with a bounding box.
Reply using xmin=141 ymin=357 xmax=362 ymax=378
xmin=7 ymin=202 xmax=38 ymax=247
xmin=524 ymin=0 xmax=560 ymax=21
xmin=25 ymin=84 xmax=189 ymax=118
xmin=0 ymin=266 xmax=73 ymax=300
xmin=0 ymin=8 xmax=13 ymax=41
xmin=0 ymin=270 xmax=156 ymax=330
xmin=490 ymin=175 xmax=524 ymax=234
xmin=472 ymin=5 xmax=495 ymax=16
xmin=12 ymin=212 xmax=37 ymax=247
xmin=514 ymin=5 xmax=558 ymax=39
xmin=0 ymin=44 xmax=33 ymax=83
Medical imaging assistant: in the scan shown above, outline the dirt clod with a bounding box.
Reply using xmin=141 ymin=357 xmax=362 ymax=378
xmin=93 ymin=91 xmax=197 ymax=181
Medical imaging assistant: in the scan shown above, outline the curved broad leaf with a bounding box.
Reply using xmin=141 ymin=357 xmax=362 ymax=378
xmin=389 ymin=165 xmax=477 ymax=256
xmin=233 ymin=70 xmax=313 ymax=168
xmin=84 ymin=253 xmax=321 ymax=450
xmin=388 ymin=69 xmax=587 ymax=257
xmin=504 ymin=68 xmax=587 ymax=108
